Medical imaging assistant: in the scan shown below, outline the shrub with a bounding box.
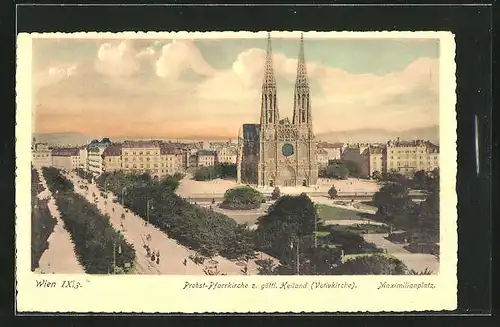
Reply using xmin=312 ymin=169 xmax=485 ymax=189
xmin=334 ymin=254 xmax=407 ymax=275
xmin=270 ymin=187 xmax=281 ymax=200
xmin=219 ymin=186 xmax=264 ymax=210
xmin=320 ymin=229 xmax=383 ymax=254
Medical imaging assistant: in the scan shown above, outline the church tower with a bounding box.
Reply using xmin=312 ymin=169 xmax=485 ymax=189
xmin=255 ymin=33 xmax=318 ymax=188
xmin=292 ymin=33 xmax=318 ymax=186
xmin=258 ymin=33 xmax=279 ymax=187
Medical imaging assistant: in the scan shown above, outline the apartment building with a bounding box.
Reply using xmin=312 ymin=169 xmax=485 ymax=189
xmin=367 ymin=146 xmax=386 ymax=177
xmin=102 ymin=143 xmax=123 ymax=174
xmin=316 ymin=147 xmax=329 ymax=167
xmin=216 ymin=144 xmax=238 ymax=164
xmin=340 ymin=143 xmax=371 ymax=178
xmin=31 ymin=141 xmax=52 ymax=168
xmin=51 ymin=148 xmax=81 ymax=172
xmin=317 ymin=141 xmax=344 ymax=161
xmin=121 ymin=140 xmax=162 ymax=177
xmin=160 ymin=143 xmax=184 ymax=176
xmin=197 ymin=150 xmax=217 ymax=167
xmin=386 ymin=138 xmax=439 ymax=175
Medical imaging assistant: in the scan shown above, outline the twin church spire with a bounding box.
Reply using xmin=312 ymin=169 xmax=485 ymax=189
xmin=260 ymin=33 xmax=311 ymax=128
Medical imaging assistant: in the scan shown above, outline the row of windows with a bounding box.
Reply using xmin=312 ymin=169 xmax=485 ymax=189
xmin=389 ymin=155 xmax=438 ymax=160
xmin=123 ymin=151 xmax=160 ymax=156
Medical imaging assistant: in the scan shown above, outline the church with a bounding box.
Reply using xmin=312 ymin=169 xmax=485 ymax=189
xmin=236 ymin=33 xmax=318 ymax=188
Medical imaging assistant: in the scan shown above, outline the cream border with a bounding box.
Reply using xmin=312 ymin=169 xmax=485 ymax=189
xmin=16 ymin=31 xmax=457 ymax=313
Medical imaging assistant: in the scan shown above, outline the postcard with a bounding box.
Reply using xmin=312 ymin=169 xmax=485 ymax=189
xmin=16 ymin=31 xmax=457 ymax=313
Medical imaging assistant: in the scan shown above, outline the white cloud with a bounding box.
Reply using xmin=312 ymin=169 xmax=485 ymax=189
xmin=155 ymin=40 xmax=216 ymax=80
xmin=94 ymin=40 xmax=143 ymax=77
xmin=33 ymin=63 xmax=80 ymax=89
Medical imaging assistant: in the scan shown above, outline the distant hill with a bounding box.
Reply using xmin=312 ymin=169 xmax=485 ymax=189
xmin=34 ymin=125 xmax=439 ymax=146
xmin=316 ymin=125 xmax=439 ymax=144
xmin=32 ymin=132 xmax=104 ymax=146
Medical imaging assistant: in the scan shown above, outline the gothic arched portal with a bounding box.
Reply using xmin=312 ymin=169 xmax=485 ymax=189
xmin=280 ymin=166 xmax=296 ymax=187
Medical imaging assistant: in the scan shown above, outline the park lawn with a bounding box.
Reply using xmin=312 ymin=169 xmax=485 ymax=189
xmin=316 ymin=204 xmax=364 ymax=221
xmin=342 ymin=252 xmax=396 ymax=263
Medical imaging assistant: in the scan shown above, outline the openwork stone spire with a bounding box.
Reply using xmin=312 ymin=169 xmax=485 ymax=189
xmin=292 ymin=33 xmax=311 ymax=126
xmin=263 ymin=32 xmax=276 ymax=87
xmin=295 ymin=33 xmax=309 ymax=89
xmin=260 ymin=33 xmax=279 ymax=127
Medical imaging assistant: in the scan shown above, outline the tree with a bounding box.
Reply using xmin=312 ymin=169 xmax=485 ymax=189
xmin=328 ymin=185 xmax=338 ymax=199
xmin=319 ymin=161 xmax=349 ymax=179
xmin=334 ymin=254 xmax=407 ymax=275
xmin=413 ymin=170 xmax=426 ymax=189
xmin=371 ymin=171 xmax=382 ymax=181
xmin=344 ymin=160 xmax=361 ymax=177
xmin=255 ymin=193 xmax=319 ymax=260
xmin=193 ymin=166 xmax=218 ymax=181
xmin=256 ymin=259 xmax=277 ymax=275
xmin=271 ymin=187 xmax=281 ymax=200
xmin=373 ymin=182 xmax=416 ymax=231
xmin=220 ymin=224 xmax=256 ymax=260
xmin=220 ymin=186 xmax=264 ymax=210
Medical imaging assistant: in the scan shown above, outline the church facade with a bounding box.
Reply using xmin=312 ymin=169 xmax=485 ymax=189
xmin=237 ymin=34 xmax=318 ymax=188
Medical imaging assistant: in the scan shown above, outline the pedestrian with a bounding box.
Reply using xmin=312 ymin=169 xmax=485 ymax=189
xmin=183 ymin=258 xmax=187 ymax=266
xmin=156 ymin=257 xmax=160 ymax=264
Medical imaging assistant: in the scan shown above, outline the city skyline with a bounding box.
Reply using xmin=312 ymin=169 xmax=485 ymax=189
xmin=32 ymin=34 xmax=439 ymax=140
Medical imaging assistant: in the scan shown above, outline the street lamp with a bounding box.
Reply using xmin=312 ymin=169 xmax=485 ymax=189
xmin=113 ymin=232 xmax=122 ymax=274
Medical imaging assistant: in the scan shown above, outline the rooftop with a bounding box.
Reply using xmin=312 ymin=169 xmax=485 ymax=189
xmin=197 ymin=150 xmax=217 ymax=156
xmin=52 ymin=148 xmax=80 ymax=157
xmin=102 ymin=144 xmax=123 ymax=157
xmin=122 ymin=140 xmax=162 ymax=148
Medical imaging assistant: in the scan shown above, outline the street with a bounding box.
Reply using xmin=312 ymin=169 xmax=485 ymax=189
xmin=66 ymin=173 xmax=268 ymax=275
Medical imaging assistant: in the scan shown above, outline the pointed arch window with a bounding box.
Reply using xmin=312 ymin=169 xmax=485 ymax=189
xmin=301 ymin=111 xmax=306 ymax=122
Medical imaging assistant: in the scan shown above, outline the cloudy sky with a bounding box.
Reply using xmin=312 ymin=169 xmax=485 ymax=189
xmin=32 ymin=34 xmax=439 ymax=140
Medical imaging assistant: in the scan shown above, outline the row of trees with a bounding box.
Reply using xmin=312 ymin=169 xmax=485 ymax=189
xmin=257 ymin=253 xmax=409 ymax=275
xmin=193 ymin=163 xmax=237 ymax=181
xmin=372 ymin=169 xmax=440 ymax=244
xmin=31 ymin=168 xmax=56 ymax=271
xmin=318 ymin=160 xmax=363 ymax=180
xmin=96 ymin=172 xmax=255 ymax=259
xmin=372 ymin=168 xmax=439 ymax=193
xmin=75 ymin=168 xmax=93 ymax=184
xmin=42 ymin=167 xmax=136 ymax=274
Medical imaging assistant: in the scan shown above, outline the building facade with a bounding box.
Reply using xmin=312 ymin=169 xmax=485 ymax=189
xmin=51 ymin=148 xmax=80 ymax=172
xmin=340 ymin=143 xmax=371 ymax=178
xmin=121 ymin=140 xmax=162 ymax=177
xmin=237 ymin=34 xmax=318 ymax=187
xmin=316 ymin=147 xmax=329 ymax=167
xmin=102 ymin=143 xmax=123 ymax=174
xmin=197 ymin=150 xmax=217 ymax=167
xmin=367 ymin=146 xmax=387 ymax=177
xmin=31 ymin=140 xmax=52 ymax=168
xmin=216 ymin=143 xmax=238 ymax=164
xmin=160 ymin=143 xmax=185 ymax=175
xmin=386 ymin=138 xmax=439 ymax=175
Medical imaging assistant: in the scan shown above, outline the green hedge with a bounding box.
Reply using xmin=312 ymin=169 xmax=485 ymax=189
xmin=96 ymin=172 xmax=256 ymax=259
xmin=43 ymin=167 xmax=136 ymax=274
xmin=219 ymin=186 xmax=264 ymax=210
